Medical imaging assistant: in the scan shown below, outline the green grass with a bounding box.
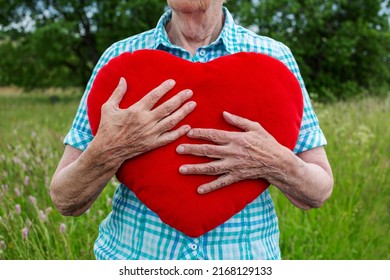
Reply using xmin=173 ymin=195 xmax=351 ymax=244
xmin=0 ymin=93 xmax=117 ymax=259
xmin=272 ymin=96 xmax=390 ymax=259
xmin=0 ymin=92 xmax=389 ymax=260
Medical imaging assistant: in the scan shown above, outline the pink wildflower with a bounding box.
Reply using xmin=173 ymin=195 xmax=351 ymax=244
xmin=22 ymin=227 xmax=28 ymax=240
xmin=59 ymin=223 xmax=66 ymax=234
xmin=28 ymin=195 xmax=37 ymax=205
xmin=38 ymin=210 xmax=47 ymax=222
xmin=0 ymin=240 xmax=5 ymax=250
xmin=24 ymin=176 xmax=30 ymax=186
xmin=13 ymin=156 xmax=21 ymax=165
xmin=15 ymin=204 xmax=21 ymax=215
xmin=14 ymin=188 xmax=21 ymax=196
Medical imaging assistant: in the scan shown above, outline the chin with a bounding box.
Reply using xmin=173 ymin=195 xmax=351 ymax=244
xmin=167 ymin=0 xmax=212 ymax=13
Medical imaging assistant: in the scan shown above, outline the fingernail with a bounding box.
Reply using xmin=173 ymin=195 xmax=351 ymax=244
xmin=186 ymin=90 xmax=193 ymax=98
xmin=189 ymin=101 xmax=196 ymax=109
xmin=198 ymin=188 xmax=205 ymax=194
xmin=179 ymin=166 xmax=188 ymax=173
xmin=187 ymin=130 xmax=194 ymax=136
xmin=176 ymin=145 xmax=185 ymax=153
xmin=119 ymin=77 xmax=125 ymax=87
xmin=169 ymin=79 xmax=176 ymax=86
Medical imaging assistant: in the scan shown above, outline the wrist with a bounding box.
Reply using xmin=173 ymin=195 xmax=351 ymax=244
xmin=264 ymin=144 xmax=302 ymax=184
xmin=81 ymin=137 xmax=125 ymax=172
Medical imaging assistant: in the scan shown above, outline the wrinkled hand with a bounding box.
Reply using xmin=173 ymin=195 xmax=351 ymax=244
xmin=96 ymin=77 xmax=196 ymax=162
xmin=176 ymin=111 xmax=284 ymax=194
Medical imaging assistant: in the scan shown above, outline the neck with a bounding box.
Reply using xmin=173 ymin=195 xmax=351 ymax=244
xmin=166 ymin=8 xmax=224 ymax=55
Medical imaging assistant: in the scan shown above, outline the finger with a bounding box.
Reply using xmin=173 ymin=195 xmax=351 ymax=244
xmin=223 ymin=111 xmax=261 ymax=132
xmin=153 ymin=89 xmax=193 ymax=119
xmin=156 ymin=101 xmax=196 ymax=131
xmin=179 ymin=161 xmax=225 ymax=176
xmin=197 ymin=174 xmax=237 ymax=194
xmin=107 ymin=77 xmax=127 ymax=106
xmin=157 ymin=125 xmax=191 ymax=146
xmin=176 ymin=144 xmax=226 ymax=158
xmin=187 ymin=128 xmax=231 ymax=144
xmin=135 ymin=79 xmax=176 ymax=110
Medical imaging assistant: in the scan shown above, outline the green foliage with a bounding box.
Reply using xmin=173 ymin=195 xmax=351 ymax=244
xmin=0 ymin=92 xmax=389 ymax=259
xmin=0 ymin=0 xmax=166 ymax=89
xmin=272 ymin=96 xmax=390 ymax=259
xmin=226 ymin=0 xmax=390 ymax=101
xmin=0 ymin=93 xmax=116 ymax=259
xmin=0 ymin=1 xmax=389 ymax=100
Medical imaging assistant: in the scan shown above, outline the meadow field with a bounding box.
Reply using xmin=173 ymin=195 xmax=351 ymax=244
xmin=0 ymin=89 xmax=389 ymax=260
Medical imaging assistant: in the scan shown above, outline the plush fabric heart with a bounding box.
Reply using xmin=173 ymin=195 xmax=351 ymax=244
xmin=87 ymin=49 xmax=303 ymax=237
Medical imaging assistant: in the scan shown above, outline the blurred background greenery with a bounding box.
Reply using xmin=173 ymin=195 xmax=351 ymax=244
xmin=0 ymin=1 xmax=389 ymax=260
xmin=0 ymin=0 xmax=389 ymax=102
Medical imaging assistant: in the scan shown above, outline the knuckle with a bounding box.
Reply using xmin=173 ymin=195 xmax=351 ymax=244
xmin=216 ymin=180 xmax=225 ymax=189
xmin=162 ymin=118 xmax=177 ymax=130
xmin=101 ymin=102 xmax=112 ymax=113
xmin=178 ymin=106 xmax=191 ymax=118
xmin=211 ymin=181 xmax=224 ymax=191
xmin=253 ymin=121 xmax=261 ymax=129
xmin=202 ymin=145 xmax=213 ymax=155
xmin=189 ymin=128 xmax=201 ymax=136
xmin=159 ymin=137 xmax=170 ymax=146
xmin=160 ymin=132 xmax=177 ymax=146
xmin=149 ymin=90 xmax=160 ymax=102
xmin=101 ymin=102 xmax=110 ymax=110
xmin=181 ymin=144 xmax=193 ymax=153
xmin=205 ymin=164 xmax=219 ymax=174
xmin=164 ymin=102 xmax=177 ymax=114
xmin=209 ymin=131 xmax=221 ymax=142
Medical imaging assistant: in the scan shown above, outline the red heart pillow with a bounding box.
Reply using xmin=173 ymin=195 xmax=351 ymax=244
xmin=87 ymin=50 xmax=303 ymax=237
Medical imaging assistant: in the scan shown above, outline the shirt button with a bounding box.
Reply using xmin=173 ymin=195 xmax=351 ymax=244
xmin=190 ymin=244 xmax=198 ymax=250
xmin=199 ymin=49 xmax=206 ymax=57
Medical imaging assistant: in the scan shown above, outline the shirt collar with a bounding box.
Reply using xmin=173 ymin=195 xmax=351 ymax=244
xmin=153 ymin=7 xmax=239 ymax=54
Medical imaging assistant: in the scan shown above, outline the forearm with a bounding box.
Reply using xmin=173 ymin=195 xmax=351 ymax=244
xmin=267 ymin=146 xmax=334 ymax=209
xmin=50 ymin=78 xmax=195 ymax=216
xmin=50 ymin=140 xmax=123 ymax=216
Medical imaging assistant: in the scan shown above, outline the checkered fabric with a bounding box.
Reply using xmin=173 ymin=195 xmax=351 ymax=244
xmin=64 ymin=7 xmax=327 ymax=260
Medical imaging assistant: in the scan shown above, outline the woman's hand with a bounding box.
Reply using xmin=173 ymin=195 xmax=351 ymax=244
xmin=94 ymin=77 xmax=197 ymax=164
xmin=176 ymin=111 xmax=333 ymax=209
xmin=176 ymin=111 xmax=281 ymax=194
xmin=50 ymin=77 xmax=196 ymax=216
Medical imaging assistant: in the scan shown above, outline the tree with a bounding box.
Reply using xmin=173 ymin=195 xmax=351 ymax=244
xmin=0 ymin=0 xmax=166 ymax=89
xmin=0 ymin=0 xmax=389 ymax=100
xmin=226 ymin=0 xmax=390 ymax=100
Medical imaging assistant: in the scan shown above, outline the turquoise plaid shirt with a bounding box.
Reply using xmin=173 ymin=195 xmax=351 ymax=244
xmin=64 ymin=7 xmax=326 ymax=260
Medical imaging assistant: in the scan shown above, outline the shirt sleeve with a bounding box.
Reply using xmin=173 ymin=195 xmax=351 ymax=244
xmin=63 ymin=45 xmax=119 ymax=151
xmin=277 ymin=43 xmax=327 ymax=154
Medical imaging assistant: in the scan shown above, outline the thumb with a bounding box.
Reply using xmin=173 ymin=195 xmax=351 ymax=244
xmin=108 ymin=77 xmax=127 ymax=106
